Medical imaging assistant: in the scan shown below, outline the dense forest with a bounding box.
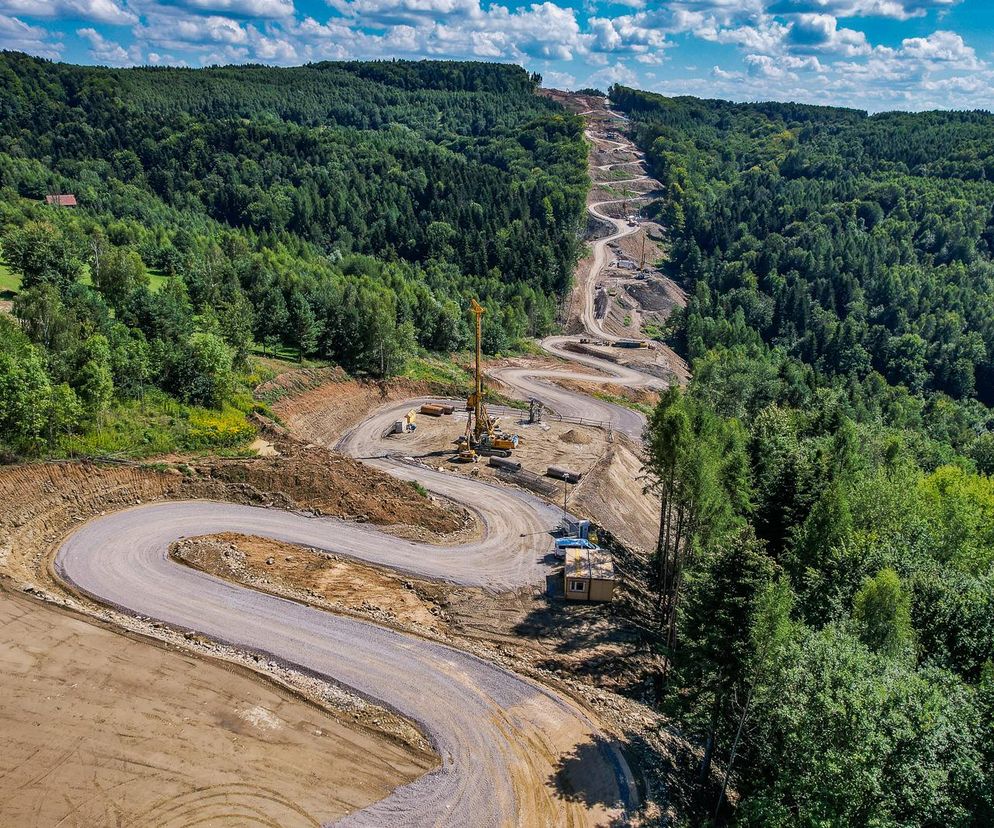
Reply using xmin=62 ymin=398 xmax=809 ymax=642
xmin=615 ymin=86 xmax=994 ymax=825
xmin=0 ymin=54 xmax=587 ymax=455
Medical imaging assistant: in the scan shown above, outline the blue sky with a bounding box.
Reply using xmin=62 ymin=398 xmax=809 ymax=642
xmin=3 ymin=0 xmax=993 ymax=111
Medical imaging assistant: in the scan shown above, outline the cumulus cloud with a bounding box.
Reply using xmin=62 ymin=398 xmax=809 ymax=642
xmin=896 ymin=29 xmax=981 ymax=67
xmin=586 ymin=59 xmax=640 ymax=87
xmin=745 ymin=52 xmax=823 ymax=78
xmin=0 ymin=0 xmax=135 ymax=25
xmin=317 ymin=0 xmax=585 ymax=61
xmin=787 ymin=13 xmax=871 ymax=56
xmin=704 ymin=21 xmax=788 ymax=53
xmin=78 ymin=25 xmax=142 ymax=62
xmin=0 ymin=13 xmax=61 ymax=57
xmin=769 ymin=0 xmax=961 ymax=20
xmin=127 ymin=7 xmax=308 ymax=63
xmin=173 ymin=0 xmax=296 ymax=19
xmin=542 ymin=69 xmax=577 ymax=88
xmin=325 ymin=0 xmax=482 ymax=28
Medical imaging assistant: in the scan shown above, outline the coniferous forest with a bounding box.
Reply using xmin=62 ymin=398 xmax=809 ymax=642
xmin=0 ymin=53 xmax=587 ymax=454
xmin=614 ymin=85 xmax=994 ymax=825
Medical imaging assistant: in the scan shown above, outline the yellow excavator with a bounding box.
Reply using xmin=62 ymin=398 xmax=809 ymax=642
xmin=456 ymin=299 xmax=519 ymax=462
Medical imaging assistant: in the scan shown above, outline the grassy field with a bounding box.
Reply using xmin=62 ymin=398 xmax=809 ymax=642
xmin=0 ymin=265 xmax=168 ymax=298
xmin=403 ymin=352 xmax=474 ymax=390
xmin=593 ymin=390 xmax=654 ymax=417
xmin=58 ymin=389 xmax=259 ymax=458
xmin=403 ymin=352 xmax=531 ymax=409
xmin=0 ymin=262 xmax=19 ymax=296
xmin=147 ymin=269 xmax=169 ymax=292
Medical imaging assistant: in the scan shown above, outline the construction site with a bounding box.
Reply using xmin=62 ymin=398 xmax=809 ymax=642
xmin=0 ymin=93 xmax=695 ymax=827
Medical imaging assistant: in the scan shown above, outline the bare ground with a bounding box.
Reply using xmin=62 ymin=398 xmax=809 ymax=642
xmin=171 ymin=526 xmax=694 ymax=825
xmin=0 ymin=586 xmax=431 ymax=828
xmin=266 ymin=370 xmax=440 ymax=446
xmin=0 ymin=454 xmax=461 ymax=826
xmin=263 ymin=355 xmax=661 ymax=556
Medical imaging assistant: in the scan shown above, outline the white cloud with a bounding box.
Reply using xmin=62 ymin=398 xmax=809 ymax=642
xmin=786 ymin=13 xmax=871 ymax=56
xmin=745 ymin=51 xmax=822 ymax=78
xmin=129 ymin=9 xmax=312 ymax=63
xmin=586 ymin=59 xmax=640 ymax=87
xmin=174 ymin=0 xmax=296 ymax=19
xmin=77 ymin=25 xmax=142 ymax=63
xmin=897 ymin=29 xmax=980 ymax=68
xmin=0 ymin=13 xmax=61 ymax=58
xmin=770 ymin=0 xmax=961 ymax=21
xmin=541 ymin=69 xmax=576 ymax=88
xmin=705 ymin=21 xmax=788 ymax=53
xmin=0 ymin=0 xmax=135 ymax=25
xmin=326 ymin=0 xmax=480 ymax=24
xmin=307 ymin=0 xmax=586 ymax=62
xmin=711 ymin=64 xmax=742 ymax=80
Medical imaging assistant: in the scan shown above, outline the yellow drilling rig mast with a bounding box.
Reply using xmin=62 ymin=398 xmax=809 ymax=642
xmin=457 ymin=299 xmax=519 ymax=461
xmin=468 ymin=299 xmax=489 ymax=441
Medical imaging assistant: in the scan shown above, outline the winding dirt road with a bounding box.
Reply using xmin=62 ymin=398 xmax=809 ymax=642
xmin=56 ymin=502 xmax=633 ymax=827
xmin=491 ymin=105 xmax=667 ymax=438
xmin=51 ymin=101 xmax=661 ymax=826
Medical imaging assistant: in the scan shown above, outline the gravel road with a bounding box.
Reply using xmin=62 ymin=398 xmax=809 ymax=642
xmin=55 ymin=503 xmax=635 ymax=827
xmin=488 ymin=113 xmax=665 ymax=441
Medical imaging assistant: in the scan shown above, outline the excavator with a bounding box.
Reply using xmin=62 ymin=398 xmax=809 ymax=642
xmin=456 ymin=299 xmax=519 ymax=462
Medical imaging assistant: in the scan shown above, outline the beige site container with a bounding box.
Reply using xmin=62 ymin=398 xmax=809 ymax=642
xmin=564 ymin=545 xmax=616 ymax=602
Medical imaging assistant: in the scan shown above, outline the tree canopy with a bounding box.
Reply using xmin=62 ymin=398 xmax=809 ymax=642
xmin=621 ymin=86 xmax=994 ymax=826
xmin=0 ymin=53 xmax=589 ymax=455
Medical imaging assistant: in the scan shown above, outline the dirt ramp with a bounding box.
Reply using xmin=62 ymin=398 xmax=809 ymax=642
xmin=573 ymin=440 xmax=659 ymax=554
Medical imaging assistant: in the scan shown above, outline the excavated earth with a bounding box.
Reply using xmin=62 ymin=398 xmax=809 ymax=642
xmin=0 ymin=459 xmax=443 ymax=828
xmin=0 ymin=586 xmax=431 ymax=828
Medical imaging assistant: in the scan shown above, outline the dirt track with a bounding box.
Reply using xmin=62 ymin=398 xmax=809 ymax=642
xmin=488 ymin=102 xmax=677 ymax=442
xmin=55 ymin=502 xmax=635 ymax=827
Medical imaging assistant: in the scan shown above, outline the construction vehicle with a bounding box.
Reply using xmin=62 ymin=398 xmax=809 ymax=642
xmin=456 ymin=299 xmax=519 ymax=462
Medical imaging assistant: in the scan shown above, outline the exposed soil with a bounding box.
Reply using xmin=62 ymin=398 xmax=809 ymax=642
xmin=175 ymin=533 xmax=449 ymax=635
xmin=0 ymin=586 xmax=432 ymax=828
xmin=0 ymin=438 xmax=464 ymax=597
xmin=573 ymin=441 xmax=660 ymax=555
xmin=267 ymin=370 xmax=438 ymax=446
xmin=173 ymin=529 xmax=687 ymax=824
xmin=0 ymin=452 xmax=463 ymax=824
xmin=204 ymin=428 xmax=468 ymax=538
xmin=173 ymin=532 xmax=656 ymax=699
xmin=261 ymin=356 xmax=660 ymax=558
xmin=384 ymin=405 xmax=610 ymax=495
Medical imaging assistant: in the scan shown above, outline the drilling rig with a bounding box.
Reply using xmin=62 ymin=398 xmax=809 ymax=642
xmin=456 ymin=299 xmax=519 ymax=462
